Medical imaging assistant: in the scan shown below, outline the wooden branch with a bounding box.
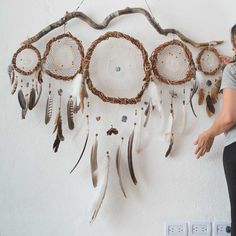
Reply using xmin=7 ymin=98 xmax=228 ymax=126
xmin=22 ymin=7 xmax=223 ymax=48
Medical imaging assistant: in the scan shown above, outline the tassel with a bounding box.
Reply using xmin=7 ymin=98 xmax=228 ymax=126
xmin=90 ymin=152 xmax=110 ymax=223
xmin=67 ymin=96 xmax=74 ymax=130
xmin=70 ymin=115 xmax=90 ymax=173
xmin=198 ymin=88 xmax=205 ymax=106
xmin=79 ymin=79 xmax=88 ymax=113
xmin=189 ymin=79 xmax=198 ymax=118
xmin=90 ymin=134 xmax=98 ymax=188
xmin=143 ymin=99 xmax=153 ymax=128
xmin=18 ymin=89 xmax=26 ymax=110
xmin=128 ymin=124 xmax=137 ymax=185
xmin=116 ymin=137 xmax=127 ymax=198
xmin=211 ymin=86 xmax=218 ymax=104
xmin=11 ymin=80 xmax=18 ymax=95
xmin=28 ymin=88 xmax=36 ymax=110
xmin=45 ymin=92 xmax=53 ymax=125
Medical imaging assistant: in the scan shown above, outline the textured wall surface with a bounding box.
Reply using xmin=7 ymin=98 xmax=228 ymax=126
xmin=0 ymin=0 xmax=235 ymax=235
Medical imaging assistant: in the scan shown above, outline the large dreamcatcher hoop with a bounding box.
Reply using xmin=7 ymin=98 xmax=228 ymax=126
xmin=42 ymin=33 xmax=84 ymax=81
xmin=196 ymin=46 xmax=221 ymax=76
xmin=83 ymin=31 xmax=151 ymax=105
xmin=150 ymin=39 xmax=195 ymax=85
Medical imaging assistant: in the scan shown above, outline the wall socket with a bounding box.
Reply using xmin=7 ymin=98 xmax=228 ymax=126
xmin=189 ymin=222 xmax=211 ymax=236
xmin=214 ymin=222 xmax=231 ymax=236
xmin=165 ymin=223 xmax=188 ymax=236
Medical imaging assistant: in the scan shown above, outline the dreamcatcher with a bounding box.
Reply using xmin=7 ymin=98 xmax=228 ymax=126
xmin=196 ymin=46 xmax=222 ymax=117
xmin=150 ymin=39 xmax=196 ymax=157
xmin=70 ymin=31 xmax=151 ymax=222
xmin=41 ymin=32 xmax=85 ymax=152
xmin=9 ymin=44 xmax=43 ymax=119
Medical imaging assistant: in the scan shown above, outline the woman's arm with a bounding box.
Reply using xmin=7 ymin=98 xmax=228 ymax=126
xmin=194 ymin=88 xmax=236 ymax=158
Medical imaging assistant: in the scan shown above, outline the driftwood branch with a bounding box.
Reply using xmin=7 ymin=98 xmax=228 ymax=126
xmin=22 ymin=7 xmax=223 ymax=48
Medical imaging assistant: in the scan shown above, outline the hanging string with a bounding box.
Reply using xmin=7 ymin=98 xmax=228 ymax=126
xmin=75 ymin=0 xmax=86 ymax=11
xmin=144 ymin=0 xmax=155 ymax=19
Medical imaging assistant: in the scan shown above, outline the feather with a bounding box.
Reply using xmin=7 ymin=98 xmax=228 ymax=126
xmin=90 ymin=153 xmax=110 ymax=223
xmin=70 ymin=131 xmax=89 ymax=174
xmin=73 ymin=98 xmax=80 ymax=114
xmin=116 ymin=139 xmax=127 ymax=198
xmin=206 ymin=104 xmax=214 ymax=117
xmin=165 ymin=133 xmax=174 ymax=157
xmin=206 ymin=94 xmax=215 ymax=114
xmin=53 ymin=111 xmax=64 ymax=153
xmin=211 ymin=86 xmax=218 ymax=104
xmin=33 ymin=82 xmax=42 ymax=108
xmin=53 ymin=134 xmax=60 ymax=153
xmin=189 ymin=79 xmax=198 ymax=118
xmin=128 ymin=127 xmax=137 ymax=185
xmin=37 ymin=69 xmax=43 ymax=84
xmin=45 ymin=92 xmax=53 ymax=125
xmin=79 ymin=80 xmax=88 ymax=113
xmin=148 ymin=80 xmax=159 ymax=108
xmin=215 ymin=79 xmax=222 ymax=93
xmin=198 ymin=88 xmax=205 ymax=106
xmin=8 ymin=65 xmax=15 ymax=85
xmin=11 ymin=80 xmax=18 ymax=95
xmin=135 ymin=109 xmax=144 ymax=153
xmin=18 ymin=89 xmax=26 ymax=110
xmin=90 ymin=135 xmax=98 ymax=188
xmin=143 ymin=99 xmax=153 ymax=128
xmin=164 ymin=109 xmax=174 ymax=157
xmin=28 ymin=88 xmax=36 ymax=110
xmin=178 ymin=101 xmax=187 ymax=134
xmin=67 ymin=96 xmax=74 ymax=130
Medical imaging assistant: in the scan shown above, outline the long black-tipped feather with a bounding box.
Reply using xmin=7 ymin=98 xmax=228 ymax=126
xmin=33 ymin=82 xmax=42 ymax=108
xmin=128 ymin=129 xmax=137 ymax=185
xmin=28 ymin=88 xmax=36 ymax=110
xmin=165 ymin=133 xmax=174 ymax=157
xmin=206 ymin=94 xmax=215 ymax=114
xmin=18 ymin=89 xmax=26 ymax=110
xmin=45 ymin=93 xmax=53 ymax=125
xmin=70 ymin=131 xmax=89 ymax=174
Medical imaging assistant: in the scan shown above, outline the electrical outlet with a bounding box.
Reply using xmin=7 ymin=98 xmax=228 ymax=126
xmin=189 ymin=222 xmax=211 ymax=236
xmin=214 ymin=222 xmax=231 ymax=236
xmin=165 ymin=223 xmax=188 ymax=236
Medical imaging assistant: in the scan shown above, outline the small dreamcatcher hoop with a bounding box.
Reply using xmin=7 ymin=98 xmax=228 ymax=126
xmin=12 ymin=44 xmax=41 ymax=76
xmin=83 ymin=31 xmax=151 ymax=105
xmin=42 ymin=33 xmax=84 ymax=81
xmin=196 ymin=47 xmax=221 ymax=75
xmin=150 ymin=39 xmax=195 ymax=85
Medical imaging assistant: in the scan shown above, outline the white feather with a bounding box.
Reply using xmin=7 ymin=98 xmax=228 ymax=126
xmin=71 ymin=73 xmax=82 ymax=98
xmin=196 ymin=70 xmax=204 ymax=86
xmin=135 ymin=109 xmax=144 ymax=153
xmin=156 ymin=105 xmax=165 ymax=134
xmin=164 ymin=112 xmax=174 ymax=142
xmin=178 ymin=102 xmax=187 ymax=134
xmin=89 ymin=154 xmax=110 ymax=223
xmin=148 ymin=81 xmax=159 ymax=108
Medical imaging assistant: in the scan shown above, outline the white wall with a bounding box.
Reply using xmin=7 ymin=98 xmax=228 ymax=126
xmin=0 ymin=0 xmax=235 ymax=235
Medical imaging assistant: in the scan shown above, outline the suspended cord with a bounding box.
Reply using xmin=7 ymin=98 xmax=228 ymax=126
xmin=144 ymin=0 xmax=155 ymax=19
xmin=75 ymin=0 xmax=86 ymax=11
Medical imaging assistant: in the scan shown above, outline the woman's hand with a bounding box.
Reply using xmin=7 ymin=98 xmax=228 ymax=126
xmin=219 ymin=55 xmax=232 ymax=65
xmin=194 ymin=130 xmax=215 ymax=159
